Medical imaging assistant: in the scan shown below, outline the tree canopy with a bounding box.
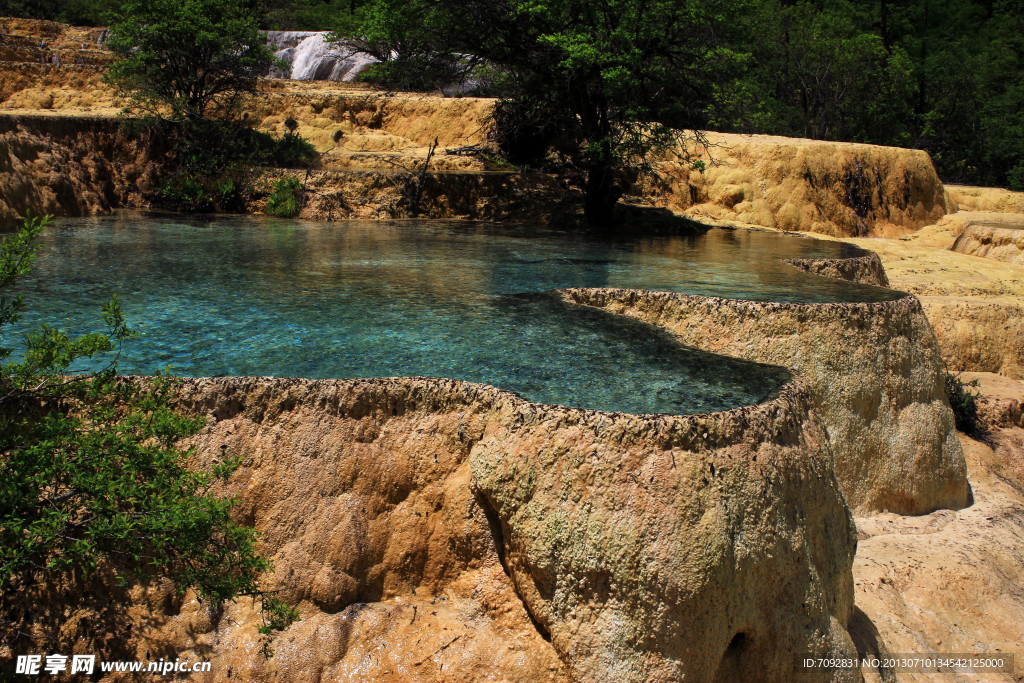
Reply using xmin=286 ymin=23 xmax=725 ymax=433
xmin=708 ymin=0 xmax=1024 ymax=189
xmin=338 ymin=0 xmax=747 ymax=226
xmin=105 ymin=0 xmax=274 ymax=121
xmin=334 ymin=0 xmax=1023 ymax=199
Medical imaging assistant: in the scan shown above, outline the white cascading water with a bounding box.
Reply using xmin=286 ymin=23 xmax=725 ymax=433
xmin=264 ymin=31 xmax=379 ymax=82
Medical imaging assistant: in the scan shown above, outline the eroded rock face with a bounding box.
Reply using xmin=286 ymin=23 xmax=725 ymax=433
xmin=561 ymin=288 xmax=969 ymax=515
xmin=469 ymin=382 xmax=858 ymax=682
xmin=951 ymin=220 xmax=1024 ymax=265
xmin=837 ymin=230 xmax=1024 ymax=381
xmin=0 ymin=63 xmax=112 ymax=109
xmin=784 ymin=250 xmax=890 ymax=287
xmin=0 ymin=17 xmax=111 ymax=66
xmin=0 ymin=114 xmax=162 ymax=227
xmin=853 ymin=430 xmax=1024 ymax=681
xmin=919 ymin=297 xmax=1024 ymax=380
xmin=285 ymin=168 xmax=575 ymax=222
xmin=140 ymin=375 xmax=858 ymax=683
xmin=637 ymin=133 xmax=951 ymax=238
xmin=157 ymin=377 xmax=567 ymax=682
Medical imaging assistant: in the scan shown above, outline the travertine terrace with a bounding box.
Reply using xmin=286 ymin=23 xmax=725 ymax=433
xmin=639 ymin=133 xmax=952 ymax=238
xmin=1 ymin=16 xmax=1021 ymax=683
xmin=5 ymin=243 xmax=971 ymax=682
xmin=1 ymin=18 xmax=956 ymax=235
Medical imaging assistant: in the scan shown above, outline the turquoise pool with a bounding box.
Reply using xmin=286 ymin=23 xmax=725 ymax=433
xmin=6 ymin=214 xmax=899 ymax=414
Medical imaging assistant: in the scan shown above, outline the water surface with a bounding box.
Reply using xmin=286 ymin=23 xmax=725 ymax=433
xmin=6 ymin=214 xmax=898 ymax=414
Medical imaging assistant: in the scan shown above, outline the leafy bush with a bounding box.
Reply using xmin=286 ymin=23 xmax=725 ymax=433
xmin=944 ymin=372 xmax=982 ymax=435
xmin=265 ymin=176 xmax=303 ymax=217
xmin=141 ymin=119 xmax=318 ymax=212
xmin=0 ymin=215 xmax=295 ymax=650
xmin=273 ymin=132 xmax=319 ymax=168
xmin=157 ymin=171 xmax=243 ymax=213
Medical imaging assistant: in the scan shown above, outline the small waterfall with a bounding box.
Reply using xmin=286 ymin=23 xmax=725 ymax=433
xmin=87 ymin=28 xmax=109 ymax=44
xmin=264 ymin=31 xmax=379 ymax=82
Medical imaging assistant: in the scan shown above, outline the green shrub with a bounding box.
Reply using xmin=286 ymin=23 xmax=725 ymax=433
xmin=157 ymin=171 xmax=244 ymax=213
xmin=272 ymin=132 xmax=319 ymax=168
xmin=944 ymin=372 xmax=982 ymax=435
xmin=265 ymin=176 xmax=303 ymax=217
xmin=1008 ymin=161 xmax=1024 ymax=192
xmin=143 ymin=119 xmax=318 ymax=212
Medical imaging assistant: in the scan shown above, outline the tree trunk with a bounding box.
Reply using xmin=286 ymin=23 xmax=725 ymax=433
xmin=880 ymin=0 xmax=891 ymax=49
xmin=577 ymin=96 xmax=622 ymax=230
xmin=583 ymin=159 xmax=622 ymax=230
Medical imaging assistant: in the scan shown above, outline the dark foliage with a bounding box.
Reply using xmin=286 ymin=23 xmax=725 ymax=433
xmin=337 ymin=0 xmax=743 ymax=227
xmin=139 ymin=119 xmax=317 ymax=213
xmin=4 ymin=0 xmax=1022 ymax=192
xmin=944 ymin=372 xmax=982 ymax=435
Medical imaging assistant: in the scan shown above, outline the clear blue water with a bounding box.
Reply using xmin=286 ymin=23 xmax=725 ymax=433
xmin=3 ymin=214 xmax=899 ymax=415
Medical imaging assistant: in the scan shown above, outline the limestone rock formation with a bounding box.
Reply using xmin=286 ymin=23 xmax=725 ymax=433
xmin=783 ymin=250 xmax=890 ymax=287
xmin=89 ymin=374 xmax=859 ymax=683
xmin=468 ymin=381 xmax=859 ymax=682
xmin=839 ymin=231 xmax=1024 ymax=381
xmin=853 ymin=430 xmax=1024 ymax=683
xmin=949 ymin=216 xmax=1024 ymax=265
xmin=244 ymin=86 xmax=495 ymax=156
xmin=918 ymin=298 xmax=1024 ymax=380
xmin=561 ymin=288 xmax=969 ymax=516
xmin=958 ymin=372 xmax=1024 ymax=430
xmin=283 ymin=168 xmax=574 ymax=222
xmin=0 ymin=114 xmax=162 ymax=227
xmin=0 ymin=17 xmax=111 ymax=66
xmin=946 ymin=184 xmax=1024 ymax=214
xmin=638 ymin=133 xmax=951 ymax=238
xmin=0 ymin=63 xmax=112 ymax=110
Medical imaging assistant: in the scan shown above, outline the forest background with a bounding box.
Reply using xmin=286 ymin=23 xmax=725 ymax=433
xmin=1 ymin=0 xmax=1021 ymax=192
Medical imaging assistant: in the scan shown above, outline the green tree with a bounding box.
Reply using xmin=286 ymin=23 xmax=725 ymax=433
xmin=262 ymin=0 xmax=367 ymax=31
xmin=706 ymin=0 xmax=1024 ymax=189
xmin=331 ymin=0 xmax=474 ymax=91
xmin=103 ymin=0 xmax=318 ymax=213
xmin=912 ymin=0 xmax=1024 ymax=187
xmin=339 ymin=0 xmax=748 ymax=228
xmin=0 ymin=215 xmax=294 ymax=650
xmin=0 ymin=0 xmax=120 ymax=24
xmin=105 ymin=0 xmax=275 ymax=121
xmin=708 ymin=1 xmax=916 ymax=146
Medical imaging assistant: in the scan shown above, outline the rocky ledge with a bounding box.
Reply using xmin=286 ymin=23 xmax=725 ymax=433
xmin=562 ymin=285 xmax=968 ymax=517
xmin=950 ymin=216 xmax=1024 ymax=265
xmin=142 ymin=373 xmax=855 ymax=682
xmin=12 ymin=243 xmax=970 ymax=682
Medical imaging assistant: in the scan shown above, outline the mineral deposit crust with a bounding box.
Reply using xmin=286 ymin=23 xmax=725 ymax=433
xmin=98 ymin=250 xmax=969 ymax=682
